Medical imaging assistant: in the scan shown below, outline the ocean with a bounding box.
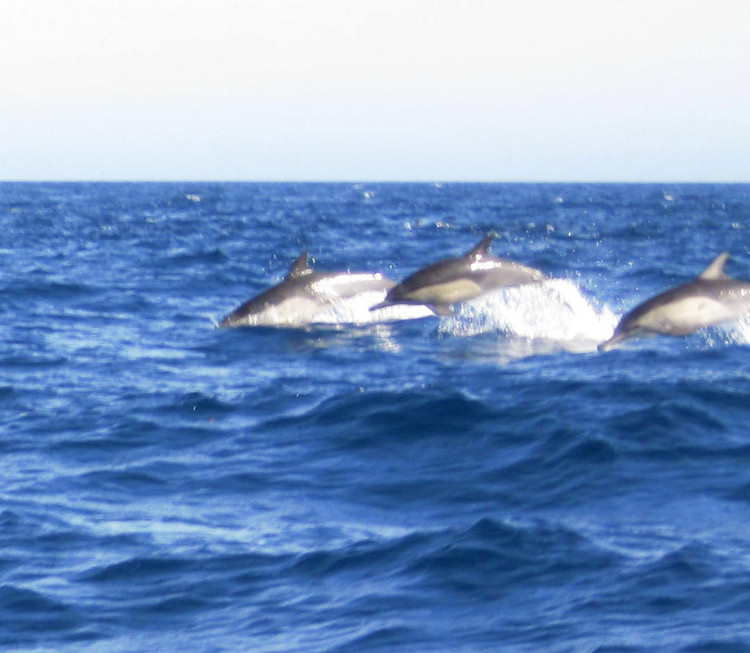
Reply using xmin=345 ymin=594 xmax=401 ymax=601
xmin=2 ymin=182 xmax=750 ymax=652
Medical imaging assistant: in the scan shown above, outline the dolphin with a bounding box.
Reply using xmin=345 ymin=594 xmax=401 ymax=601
xmin=598 ymin=252 xmax=750 ymax=351
xmin=220 ymin=252 xmax=397 ymax=327
xmin=370 ymin=234 xmax=547 ymax=315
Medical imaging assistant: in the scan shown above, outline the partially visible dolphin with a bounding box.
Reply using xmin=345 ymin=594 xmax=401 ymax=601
xmin=220 ymin=252 xmax=397 ymax=327
xmin=370 ymin=234 xmax=547 ymax=315
xmin=598 ymin=252 xmax=750 ymax=351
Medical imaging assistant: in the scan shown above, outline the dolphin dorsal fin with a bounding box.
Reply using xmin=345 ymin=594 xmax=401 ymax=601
xmin=287 ymin=251 xmax=313 ymax=279
xmin=699 ymin=252 xmax=729 ymax=280
xmin=465 ymin=233 xmax=495 ymax=260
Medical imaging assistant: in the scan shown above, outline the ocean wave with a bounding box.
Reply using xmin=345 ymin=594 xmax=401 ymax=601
xmin=262 ymin=388 xmax=495 ymax=447
xmin=4 ymin=183 xmax=750 ymax=653
xmin=0 ymin=585 xmax=82 ymax=646
xmin=407 ymin=517 xmax=619 ymax=585
xmin=82 ymin=556 xmax=193 ymax=584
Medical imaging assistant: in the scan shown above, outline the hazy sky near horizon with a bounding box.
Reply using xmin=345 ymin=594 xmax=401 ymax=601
xmin=2 ymin=0 xmax=749 ymax=181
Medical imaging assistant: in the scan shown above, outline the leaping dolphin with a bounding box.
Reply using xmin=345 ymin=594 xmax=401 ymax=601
xmin=598 ymin=252 xmax=750 ymax=351
xmin=370 ymin=234 xmax=547 ymax=315
xmin=220 ymin=252 xmax=397 ymax=327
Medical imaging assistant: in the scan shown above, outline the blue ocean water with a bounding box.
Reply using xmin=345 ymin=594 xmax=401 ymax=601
xmin=2 ymin=182 xmax=750 ymax=652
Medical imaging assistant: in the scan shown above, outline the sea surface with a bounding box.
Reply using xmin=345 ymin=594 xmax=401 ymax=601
xmin=2 ymin=182 xmax=750 ymax=653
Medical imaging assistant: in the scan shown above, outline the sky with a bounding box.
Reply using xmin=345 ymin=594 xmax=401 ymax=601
xmin=1 ymin=0 xmax=749 ymax=181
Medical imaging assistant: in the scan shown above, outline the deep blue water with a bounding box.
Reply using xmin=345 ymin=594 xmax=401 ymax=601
xmin=2 ymin=182 xmax=750 ymax=652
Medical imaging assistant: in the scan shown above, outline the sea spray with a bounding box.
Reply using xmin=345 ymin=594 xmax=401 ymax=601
xmin=439 ymin=279 xmax=618 ymax=351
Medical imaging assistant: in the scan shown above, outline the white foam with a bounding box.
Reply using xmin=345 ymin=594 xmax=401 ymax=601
xmin=713 ymin=315 xmax=750 ymax=346
xmin=438 ymin=279 xmax=618 ymax=354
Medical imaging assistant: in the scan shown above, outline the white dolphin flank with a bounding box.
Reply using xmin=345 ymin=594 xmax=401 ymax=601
xmin=220 ymin=252 xmax=396 ymax=327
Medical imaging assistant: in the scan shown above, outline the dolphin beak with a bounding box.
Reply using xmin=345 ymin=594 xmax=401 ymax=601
xmin=597 ymin=332 xmax=625 ymax=352
xmin=369 ymin=300 xmax=391 ymax=312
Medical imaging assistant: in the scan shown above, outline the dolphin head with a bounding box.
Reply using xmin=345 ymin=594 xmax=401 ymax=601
xmin=597 ymin=319 xmax=652 ymax=351
xmin=597 ymin=284 xmax=691 ymax=351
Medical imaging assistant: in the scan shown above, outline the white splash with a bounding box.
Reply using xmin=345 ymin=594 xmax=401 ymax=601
xmin=439 ymin=279 xmax=618 ymax=354
xmin=713 ymin=315 xmax=750 ymax=345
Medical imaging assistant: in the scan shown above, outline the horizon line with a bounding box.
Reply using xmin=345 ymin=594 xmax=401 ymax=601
xmin=2 ymin=179 xmax=749 ymax=185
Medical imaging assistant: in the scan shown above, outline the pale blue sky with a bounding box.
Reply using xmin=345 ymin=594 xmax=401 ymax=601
xmin=2 ymin=0 xmax=749 ymax=181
